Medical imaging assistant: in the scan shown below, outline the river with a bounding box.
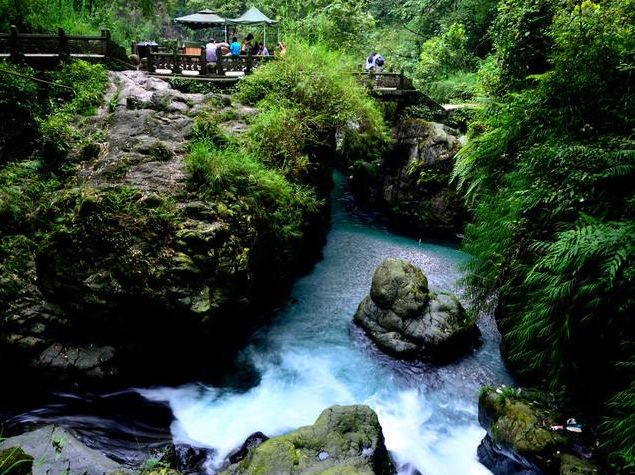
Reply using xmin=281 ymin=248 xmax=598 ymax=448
xmin=139 ymin=172 xmax=513 ymax=474
xmin=5 ymin=172 xmax=512 ymax=474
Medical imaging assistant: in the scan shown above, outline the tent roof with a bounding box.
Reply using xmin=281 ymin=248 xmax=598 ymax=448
xmin=175 ymin=9 xmax=226 ymax=28
xmin=228 ymin=6 xmax=277 ymax=25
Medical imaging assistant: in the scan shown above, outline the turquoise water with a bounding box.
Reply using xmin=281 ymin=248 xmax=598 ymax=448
xmin=141 ymin=173 xmax=512 ymax=475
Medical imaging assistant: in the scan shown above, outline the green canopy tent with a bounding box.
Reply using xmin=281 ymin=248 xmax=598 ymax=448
xmin=174 ymin=9 xmax=228 ymax=42
xmin=228 ymin=6 xmax=279 ymax=50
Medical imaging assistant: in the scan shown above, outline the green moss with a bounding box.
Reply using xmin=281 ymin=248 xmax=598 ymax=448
xmin=149 ymin=142 xmax=174 ymax=162
xmin=0 ymin=446 xmax=33 ymax=475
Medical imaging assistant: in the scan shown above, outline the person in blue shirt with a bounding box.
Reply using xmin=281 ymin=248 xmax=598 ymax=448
xmin=229 ymin=36 xmax=241 ymax=57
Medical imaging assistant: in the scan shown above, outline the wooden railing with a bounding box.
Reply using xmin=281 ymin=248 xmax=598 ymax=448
xmin=355 ymin=70 xmax=412 ymax=90
xmin=0 ymin=25 xmax=128 ymax=63
xmin=147 ymin=46 xmax=274 ymax=77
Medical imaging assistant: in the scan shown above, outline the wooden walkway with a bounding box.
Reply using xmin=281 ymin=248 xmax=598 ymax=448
xmin=0 ymin=26 xmax=129 ymax=65
xmin=0 ymin=25 xmax=445 ymax=111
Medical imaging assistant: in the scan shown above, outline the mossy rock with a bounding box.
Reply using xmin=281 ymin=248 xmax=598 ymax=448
xmin=0 ymin=447 xmax=33 ymax=475
xmin=477 ymin=388 xmax=603 ymax=475
xmin=221 ymin=405 xmax=394 ymax=475
xmin=479 ymin=388 xmax=564 ymax=455
xmin=558 ymin=454 xmax=601 ymax=475
xmin=355 ymin=258 xmax=477 ymax=359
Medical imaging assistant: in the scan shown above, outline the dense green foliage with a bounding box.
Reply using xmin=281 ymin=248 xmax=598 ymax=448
xmin=185 ymin=41 xmax=385 ymax=267
xmin=2 ymin=0 xmax=635 ymax=471
xmin=238 ymin=41 xmax=387 ymax=182
xmin=454 ymin=0 xmax=635 ymax=470
xmin=0 ymin=60 xmax=108 ymax=309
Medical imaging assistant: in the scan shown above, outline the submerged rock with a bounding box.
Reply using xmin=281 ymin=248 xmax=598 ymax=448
xmin=0 ymin=425 xmax=130 ymax=475
xmin=477 ymin=387 xmax=603 ymax=475
xmin=354 ymin=258 xmax=478 ymax=359
xmin=220 ymin=405 xmax=395 ymax=475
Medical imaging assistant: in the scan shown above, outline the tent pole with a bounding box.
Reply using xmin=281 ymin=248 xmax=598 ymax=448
xmin=263 ymin=25 xmax=266 ymax=48
xmin=224 ymin=24 xmax=228 ymax=43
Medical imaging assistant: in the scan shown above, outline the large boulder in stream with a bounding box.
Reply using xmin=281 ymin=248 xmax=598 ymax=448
xmin=477 ymin=387 xmax=603 ymax=475
xmin=220 ymin=405 xmax=395 ymax=475
xmin=354 ymin=258 xmax=478 ymax=359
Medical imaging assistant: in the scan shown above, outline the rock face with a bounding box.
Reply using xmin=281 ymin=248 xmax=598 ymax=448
xmin=347 ymin=119 xmax=466 ymax=239
xmin=477 ymin=388 xmax=603 ymax=475
xmin=220 ymin=405 xmax=395 ymax=475
xmin=0 ymin=425 xmax=130 ymax=475
xmin=354 ymin=258 xmax=477 ymax=359
xmin=0 ymin=71 xmax=328 ymax=386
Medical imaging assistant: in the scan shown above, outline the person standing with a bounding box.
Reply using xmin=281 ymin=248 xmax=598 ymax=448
xmin=229 ymin=36 xmax=241 ymax=57
xmin=242 ymin=33 xmax=254 ymax=54
xmin=365 ymin=52 xmax=385 ymax=72
xmin=205 ymin=38 xmax=218 ymax=73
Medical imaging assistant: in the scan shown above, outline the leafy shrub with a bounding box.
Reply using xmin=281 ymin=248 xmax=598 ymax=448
xmin=425 ymin=71 xmax=481 ymax=104
xmin=238 ymin=41 xmax=385 ymax=136
xmin=487 ymin=0 xmax=559 ymax=95
xmin=455 ymin=0 xmax=635 ymax=469
xmin=185 ymin=141 xmax=321 ymax=263
xmin=0 ymin=160 xmax=60 ymax=233
xmin=245 ymin=101 xmax=312 ymax=180
xmin=47 ymin=60 xmax=109 ymax=116
xmin=0 ymin=63 xmax=44 ymax=162
xmin=416 ymin=23 xmax=477 ymax=83
xmin=238 ymin=40 xmax=388 ymax=185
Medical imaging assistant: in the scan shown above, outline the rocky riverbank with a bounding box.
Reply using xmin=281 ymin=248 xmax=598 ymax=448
xmin=0 ymin=71 xmax=331 ymax=388
xmin=0 ymin=405 xmax=395 ymax=475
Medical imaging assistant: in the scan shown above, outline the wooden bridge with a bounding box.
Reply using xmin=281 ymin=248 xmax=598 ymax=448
xmin=0 ymin=25 xmax=129 ymax=66
xmin=355 ymin=71 xmax=445 ymax=111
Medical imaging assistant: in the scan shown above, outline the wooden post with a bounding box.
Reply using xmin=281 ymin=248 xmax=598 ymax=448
xmin=147 ymin=51 xmax=155 ymax=73
xmin=58 ymin=27 xmax=70 ymax=62
xmin=399 ymin=69 xmax=405 ymax=91
xmin=216 ymin=46 xmax=224 ymax=76
xmin=101 ymin=28 xmax=111 ymax=56
xmin=200 ymin=49 xmax=206 ymax=76
xmin=246 ymin=48 xmax=253 ymax=75
xmin=9 ymin=25 xmax=22 ymax=63
xmin=173 ymin=51 xmax=181 ymax=74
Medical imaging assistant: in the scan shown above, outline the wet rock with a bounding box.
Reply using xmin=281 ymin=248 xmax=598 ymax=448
xmin=477 ymin=388 xmax=603 ymax=475
xmin=559 ymin=454 xmax=601 ymax=475
xmin=0 ymin=425 xmax=130 ymax=475
xmin=228 ymin=432 xmax=269 ymax=464
xmin=354 ymin=258 xmax=478 ymax=359
xmin=172 ymin=444 xmax=214 ymax=474
xmin=36 ymin=343 xmax=117 ymax=380
xmin=220 ymin=405 xmax=395 ymax=475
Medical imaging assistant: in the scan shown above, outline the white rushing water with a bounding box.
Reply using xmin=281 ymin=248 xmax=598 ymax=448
xmin=140 ymin=172 xmax=512 ymax=474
